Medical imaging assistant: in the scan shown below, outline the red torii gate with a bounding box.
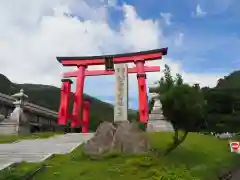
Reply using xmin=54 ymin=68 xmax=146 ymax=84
xmin=56 ymin=48 xmax=168 ymax=132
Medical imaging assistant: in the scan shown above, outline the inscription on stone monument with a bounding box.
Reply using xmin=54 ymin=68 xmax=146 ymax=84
xmin=114 ymin=64 xmax=128 ymax=122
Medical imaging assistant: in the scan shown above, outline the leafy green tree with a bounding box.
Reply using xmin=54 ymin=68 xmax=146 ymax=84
xmin=175 ymin=73 xmax=183 ymax=86
xmin=156 ymin=65 xmax=205 ymax=155
xmin=203 ymin=88 xmax=240 ymax=133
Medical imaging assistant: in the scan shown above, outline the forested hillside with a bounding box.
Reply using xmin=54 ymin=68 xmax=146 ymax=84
xmin=202 ymin=70 xmax=240 ymax=132
xmin=0 ymin=74 xmax=136 ymax=130
xmin=2 ymin=69 xmax=240 ymax=133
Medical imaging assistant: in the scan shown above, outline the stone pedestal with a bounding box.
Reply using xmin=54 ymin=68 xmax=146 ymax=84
xmin=0 ymin=114 xmax=4 ymax=121
xmin=0 ymin=121 xmax=30 ymax=135
xmin=147 ymin=92 xmax=173 ymax=132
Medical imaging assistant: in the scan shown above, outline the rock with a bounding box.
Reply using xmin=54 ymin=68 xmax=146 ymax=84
xmin=83 ymin=121 xmax=150 ymax=157
xmin=83 ymin=122 xmax=116 ymax=156
xmin=112 ymin=121 xmax=150 ymax=154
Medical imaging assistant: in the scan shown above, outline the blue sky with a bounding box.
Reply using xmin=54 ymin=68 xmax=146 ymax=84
xmin=119 ymin=0 xmax=240 ymax=73
xmin=0 ymin=0 xmax=239 ymax=110
xmin=83 ymin=0 xmax=240 ymax=109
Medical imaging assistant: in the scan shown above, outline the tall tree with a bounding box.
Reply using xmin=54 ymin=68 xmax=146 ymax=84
xmin=156 ymin=65 xmax=205 ymax=155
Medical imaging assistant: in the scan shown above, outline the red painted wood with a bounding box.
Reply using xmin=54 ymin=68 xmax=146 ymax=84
xmin=58 ymin=80 xmax=72 ymax=125
xmin=82 ymin=99 xmax=91 ymax=133
xmin=71 ymin=66 xmax=86 ymax=128
xmin=63 ymin=66 xmax=160 ymax=77
xmin=135 ymin=61 xmax=148 ymax=123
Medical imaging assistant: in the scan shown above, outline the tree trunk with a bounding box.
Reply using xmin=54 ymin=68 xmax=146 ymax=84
xmin=164 ymin=130 xmax=188 ymax=156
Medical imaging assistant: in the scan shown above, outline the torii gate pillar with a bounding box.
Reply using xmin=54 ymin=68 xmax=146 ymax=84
xmin=71 ymin=65 xmax=86 ymax=128
xmin=82 ymin=98 xmax=91 ymax=133
xmin=135 ymin=61 xmax=148 ymax=123
xmin=58 ymin=79 xmax=72 ymax=125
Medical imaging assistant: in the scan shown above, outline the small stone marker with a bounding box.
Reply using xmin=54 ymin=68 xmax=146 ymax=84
xmin=114 ymin=64 xmax=128 ymax=122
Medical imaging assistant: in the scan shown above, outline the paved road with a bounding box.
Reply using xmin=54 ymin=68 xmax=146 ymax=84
xmin=0 ymin=133 xmax=94 ymax=170
xmin=231 ymin=170 xmax=240 ymax=180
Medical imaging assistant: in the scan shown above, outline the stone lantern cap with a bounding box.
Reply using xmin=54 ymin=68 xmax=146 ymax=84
xmin=149 ymin=93 xmax=160 ymax=99
xmin=149 ymin=82 xmax=160 ymax=93
xmin=12 ymin=89 xmax=28 ymax=99
xmin=12 ymin=89 xmax=28 ymax=106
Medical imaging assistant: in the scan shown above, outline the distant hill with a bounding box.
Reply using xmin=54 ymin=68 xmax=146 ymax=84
xmin=216 ymin=71 xmax=240 ymax=89
xmin=0 ymin=74 xmax=137 ymax=131
xmin=201 ymin=70 xmax=240 ymax=132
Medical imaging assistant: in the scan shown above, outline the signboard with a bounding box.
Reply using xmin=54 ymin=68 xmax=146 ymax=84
xmin=114 ymin=64 xmax=128 ymax=122
xmin=230 ymin=141 xmax=240 ymax=153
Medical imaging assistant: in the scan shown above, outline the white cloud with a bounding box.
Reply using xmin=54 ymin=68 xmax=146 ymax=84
xmin=195 ymin=0 xmax=234 ymax=15
xmin=146 ymin=58 xmax=223 ymax=88
xmin=160 ymin=12 xmax=172 ymax=25
xmin=0 ymin=0 xmax=224 ymax=108
xmin=174 ymin=32 xmax=184 ymax=46
xmin=106 ymin=0 xmax=117 ymax=7
xmin=195 ymin=4 xmax=207 ymax=17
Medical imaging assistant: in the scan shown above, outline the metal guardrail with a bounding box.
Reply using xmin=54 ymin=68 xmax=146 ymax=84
xmin=0 ymin=92 xmax=58 ymax=119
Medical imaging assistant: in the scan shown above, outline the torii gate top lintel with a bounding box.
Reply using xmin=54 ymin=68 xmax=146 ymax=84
xmin=56 ymin=48 xmax=168 ymax=66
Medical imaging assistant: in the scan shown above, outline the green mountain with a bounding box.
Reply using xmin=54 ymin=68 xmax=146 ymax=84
xmin=216 ymin=70 xmax=240 ymax=89
xmin=0 ymin=74 xmax=136 ymax=131
xmin=202 ymin=70 xmax=240 ymax=132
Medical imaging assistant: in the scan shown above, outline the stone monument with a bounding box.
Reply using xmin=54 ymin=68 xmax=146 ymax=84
xmin=0 ymin=89 xmax=30 ymax=135
xmin=147 ymin=83 xmax=174 ymax=132
xmin=83 ymin=64 xmax=151 ymax=157
xmin=114 ymin=64 xmax=128 ymax=123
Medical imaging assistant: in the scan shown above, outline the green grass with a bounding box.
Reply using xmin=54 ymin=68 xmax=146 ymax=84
xmin=0 ymin=132 xmax=239 ymax=180
xmin=0 ymin=132 xmax=63 ymax=144
xmin=232 ymin=134 xmax=240 ymax=141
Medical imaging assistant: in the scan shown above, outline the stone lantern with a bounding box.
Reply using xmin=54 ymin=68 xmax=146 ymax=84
xmin=12 ymin=89 xmax=28 ymax=108
xmin=147 ymin=82 xmax=174 ymax=132
xmin=0 ymin=89 xmax=30 ymax=135
xmin=9 ymin=89 xmax=29 ymax=134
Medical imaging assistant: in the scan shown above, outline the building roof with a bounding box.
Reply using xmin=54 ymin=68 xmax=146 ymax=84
xmin=0 ymin=92 xmax=58 ymax=119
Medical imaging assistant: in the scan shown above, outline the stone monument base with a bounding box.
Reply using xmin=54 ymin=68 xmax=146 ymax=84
xmin=147 ymin=120 xmax=174 ymax=132
xmin=83 ymin=121 xmax=150 ymax=158
xmin=0 ymin=121 xmax=30 ymax=135
xmin=0 ymin=114 xmax=4 ymax=121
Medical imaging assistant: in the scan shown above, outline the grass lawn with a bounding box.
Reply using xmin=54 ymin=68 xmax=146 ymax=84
xmin=0 ymin=132 xmax=239 ymax=180
xmin=0 ymin=132 xmax=63 ymax=144
xmin=232 ymin=134 xmax=240 ymax=141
